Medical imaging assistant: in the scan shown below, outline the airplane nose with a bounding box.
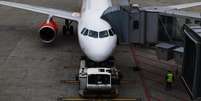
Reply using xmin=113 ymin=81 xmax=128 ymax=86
xmin=86 ymin=46 xmax=112 ymax=62
xmin=84 ymin=38 xmax=116 ymax=62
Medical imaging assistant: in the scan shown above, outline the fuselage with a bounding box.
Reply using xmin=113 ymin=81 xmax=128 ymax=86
xmin=78 ymin=0 xmax=117 ymax=62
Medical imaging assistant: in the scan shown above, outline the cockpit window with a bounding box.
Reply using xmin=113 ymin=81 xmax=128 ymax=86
xmin=81 ymin=28 xmax=115 ymax=38
xmin=99 ymin=30 xmax=108 ymax=38
xmin=81 ymin=28 xmax=87 ymax=34
xmin=88 ymin=30 xmax=98 ymax=38
xmin=109 ymin=29 xmax=114 ymax=36
xmin=83 ymin=29 xmax=89 ymax=36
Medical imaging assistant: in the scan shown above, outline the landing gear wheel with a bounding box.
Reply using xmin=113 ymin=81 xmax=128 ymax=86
xmin=63 ymin=25 xmax=67 ymax=35
xmin=69 ymin=26 xmax=74 ymax=35
xmin=63 ymin=19 xmax=74 ymax=35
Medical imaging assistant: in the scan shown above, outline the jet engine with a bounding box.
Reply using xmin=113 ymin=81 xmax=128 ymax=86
xmin=39 ymin=18 xmax=58 ymax=43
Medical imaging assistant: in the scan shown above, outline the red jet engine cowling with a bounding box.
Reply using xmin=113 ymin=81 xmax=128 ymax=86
xmin=39 ymin=18 xmax=58 ymax=43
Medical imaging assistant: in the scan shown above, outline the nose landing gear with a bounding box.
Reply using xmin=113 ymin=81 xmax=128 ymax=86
xmin=63 ymin=19 xmax=74 ymax=35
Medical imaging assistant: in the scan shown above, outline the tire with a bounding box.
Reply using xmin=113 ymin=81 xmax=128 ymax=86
xmin=69 ymin=26 xmax=74 ymax=34
xmin=63 ymin=25 xmax=67 ymax=35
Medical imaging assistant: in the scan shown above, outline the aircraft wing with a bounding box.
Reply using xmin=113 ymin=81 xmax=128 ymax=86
xmin=0 ymin=1 xmax=80 ymax=21
xmin=167 ymin=2 xmax=201 ymax=10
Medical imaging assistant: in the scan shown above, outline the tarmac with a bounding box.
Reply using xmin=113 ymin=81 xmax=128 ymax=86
xmin=0 ymin=0 xmax=197 ymax=101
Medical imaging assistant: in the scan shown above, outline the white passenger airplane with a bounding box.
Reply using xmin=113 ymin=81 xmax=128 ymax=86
xmin=0 ymin=0 xmax=201 ymax=62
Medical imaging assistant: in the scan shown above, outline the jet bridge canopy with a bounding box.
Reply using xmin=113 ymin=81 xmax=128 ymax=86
xmin=101 ymin=6 xmax=145 ymax=43
xmin=101 ymin=6 xmax=127 ymax=42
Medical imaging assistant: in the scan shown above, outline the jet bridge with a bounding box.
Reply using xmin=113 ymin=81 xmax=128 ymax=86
xmin=182 ymin=24 xmax=201 ymax=100
xmin=101 ymin=5 xmax=201 ymax=45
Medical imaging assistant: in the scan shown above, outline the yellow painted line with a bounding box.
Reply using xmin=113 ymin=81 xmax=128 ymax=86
xmin=112 ymin=97 xmax=138 ymax=101
xmin=64 ymin=66 xmax=78 ymax=68
xmin=112 ymin=98 xmax=137 ymax=101
xmin=61 ymin=80 xmax=136 ymax=84
xmin=62 ymin=98 xmax=88 ymax=101
xmin=62 ymin=99 xmax=137 ymax=101
xmin=58 ymin=96 xmax=88 ymax=101
xmin=60 ymin=97 xmax=139 ymax=101
xmin=120 ymin=80 xmax=136 ymax=84
xmin=60 ymin=80 xmax=80 ymax=84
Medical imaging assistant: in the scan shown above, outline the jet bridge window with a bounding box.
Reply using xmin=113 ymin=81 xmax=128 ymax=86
xmin=99 ymin=30 xmax=109 ymax=38
xmin=89 ymin=30 xmax=98 ymax=38
xmin=133 ymin=20 xmax=139 ymax=30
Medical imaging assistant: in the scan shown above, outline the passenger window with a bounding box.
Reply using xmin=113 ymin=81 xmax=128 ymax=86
xmin=109 ymin=29 xmax=114 ymax=36
xmin=81 ymin=28 xmax=87 ymax=34
xmin=83 ymin=29 xmax=89 ymax=36
xmin=88 ymin=30 xmax=98 ymax=38
xmin=99 ymin=30 xmax=108 ymax=38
